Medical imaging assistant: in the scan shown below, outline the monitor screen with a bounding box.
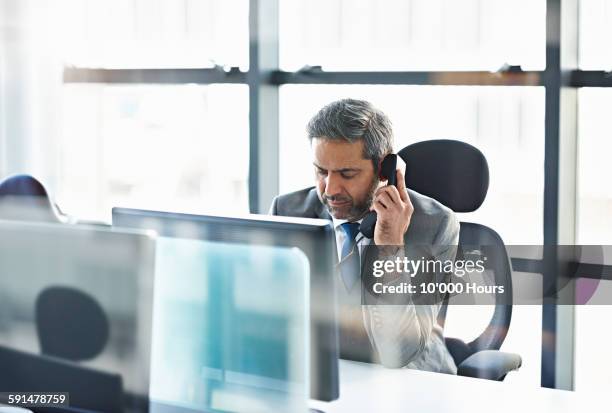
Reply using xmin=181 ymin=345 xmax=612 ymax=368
xmin=0 ymin=220 xmax=156 ymax=413
xmin=148 ymin=237 xmax=310 ymax=413
xmin=112 ymin=208 xmax=340 ymax=403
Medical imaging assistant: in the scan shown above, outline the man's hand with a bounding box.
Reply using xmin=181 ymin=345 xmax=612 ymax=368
xmin=370 ymin=169 xmax=413 ymax=246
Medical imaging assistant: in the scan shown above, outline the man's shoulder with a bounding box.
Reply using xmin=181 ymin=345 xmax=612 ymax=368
xmin=269 ymin=187 xmax=325 ymax=218
xmin=269 ymin=186 xmax=458 ymax=242
xmin=406 ymin=189 xmax=458 ymax=244
xmin=408 ymin=189 xmax=453 ymax=219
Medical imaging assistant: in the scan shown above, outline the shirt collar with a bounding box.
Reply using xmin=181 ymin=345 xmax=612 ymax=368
xmin=331 ymin=216 xmax=363 ymax=230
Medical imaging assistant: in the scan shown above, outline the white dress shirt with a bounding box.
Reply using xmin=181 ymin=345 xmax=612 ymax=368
xmin=330 ymin=216 xmax=371 ymax=263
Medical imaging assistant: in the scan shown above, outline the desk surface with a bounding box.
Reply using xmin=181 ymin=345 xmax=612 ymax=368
xmin=310 ymin=360 xmax=603 ymax=413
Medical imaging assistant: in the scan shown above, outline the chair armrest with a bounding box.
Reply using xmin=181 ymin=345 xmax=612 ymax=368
xmin=457 ymin=350 xmax=522 ymax=381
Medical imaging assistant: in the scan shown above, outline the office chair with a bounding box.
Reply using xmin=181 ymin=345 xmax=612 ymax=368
xmin=0 ymin=174 xmax=64 ymax=223
xmin=398 ymin=139 xmax=522 ymax=381
xmin=0 ymin=288 xmax=122 ymax=412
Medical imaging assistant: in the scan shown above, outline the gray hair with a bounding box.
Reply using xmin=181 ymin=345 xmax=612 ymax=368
xmin=306 ymin=98 xmax=394 ymax=171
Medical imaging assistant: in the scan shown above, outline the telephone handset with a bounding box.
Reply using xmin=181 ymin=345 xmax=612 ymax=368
xmin=359 ymin=153 xmax=398 ymax=239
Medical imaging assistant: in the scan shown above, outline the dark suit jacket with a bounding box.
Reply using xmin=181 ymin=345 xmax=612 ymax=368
xmin=269 ymin=186 xmax=459 ymax=373
xmin=270 ymin=186 xmax=458 ymax=246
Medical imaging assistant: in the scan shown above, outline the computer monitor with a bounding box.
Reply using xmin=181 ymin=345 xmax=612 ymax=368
xmin=112 ymin=208 xmax=340 ymax=403
xmin=147 ymin=237 xmax=310 ymax=412
xmin=0 ymin=219 xmax=156 ymax=413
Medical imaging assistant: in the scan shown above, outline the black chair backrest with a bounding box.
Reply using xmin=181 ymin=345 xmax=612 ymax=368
xmin=36 ymin=286 xmax=110 ymax=361
xmin=398 ymin=139 xmax=513 ymax=353
xmin=0 ymin=174 xmax=61 ymax=222
xmin=398 ymin=139 xmax=488 ymax=212
xmin=0 ymin=345 xmax=123 ymax=412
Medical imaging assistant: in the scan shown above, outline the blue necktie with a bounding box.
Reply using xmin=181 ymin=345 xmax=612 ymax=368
xmin=339 ymin=222 xmax=361 ymax=291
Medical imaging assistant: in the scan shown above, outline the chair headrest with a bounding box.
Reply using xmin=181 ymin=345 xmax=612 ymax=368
xmin=0 ymin=174 xmax=61 ymax=222
xmin=35 ymin=286 xmax=109 ymax=361
xmin=398 ymin=140 xmax=489 ymax=212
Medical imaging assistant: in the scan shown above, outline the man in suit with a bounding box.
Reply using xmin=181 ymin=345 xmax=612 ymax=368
xmin=269 ymin=98 xmax=458 ymax=374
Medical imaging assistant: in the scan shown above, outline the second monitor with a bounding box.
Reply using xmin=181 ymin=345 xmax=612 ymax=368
xmin=112 ymin=208 xmax=340 ymax=403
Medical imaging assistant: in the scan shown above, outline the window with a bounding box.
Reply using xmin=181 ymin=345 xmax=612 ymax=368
xmin=55 ymin=0 xmax=249 ymax=69
xmin=575 ymin=300 xmax=612 ymax=392
xmin=579 ymin=0 xmax=612 ymax=69
xmin=577 ymin=88 xmax=612 ymax=244
xmin=574 ymin=88 xmax=612 ymax=392
xmin=280 ymin=0 xmax=545 ymax=71
xmin=59 ymin=84 xmax=249 ymax=221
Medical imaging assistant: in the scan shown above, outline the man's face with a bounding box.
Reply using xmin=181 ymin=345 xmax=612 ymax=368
xmin=312 ymin=138 xmax=379 ymax=221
